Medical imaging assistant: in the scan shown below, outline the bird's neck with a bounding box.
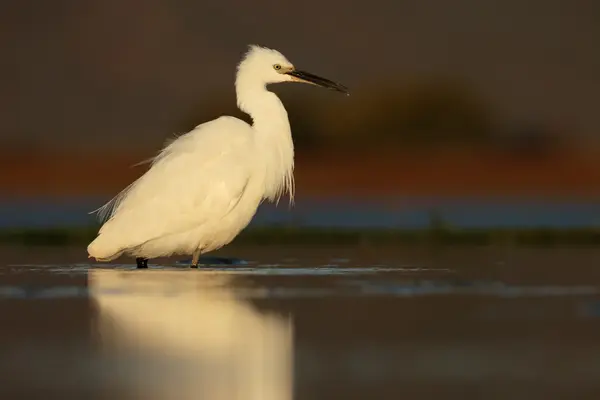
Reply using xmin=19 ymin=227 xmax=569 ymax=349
xmin=236 ymin=83 xmax=295 ymax=203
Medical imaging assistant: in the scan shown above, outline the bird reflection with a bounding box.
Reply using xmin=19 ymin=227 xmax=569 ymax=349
xmin=88 ymin=269 xmax=293 ymax=400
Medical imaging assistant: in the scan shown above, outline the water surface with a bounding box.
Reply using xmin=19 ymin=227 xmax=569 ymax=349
xmin=1 ymin=244 xmax=600 ymax=399
xmin=2 ymin=197 xmax=599 ymax=228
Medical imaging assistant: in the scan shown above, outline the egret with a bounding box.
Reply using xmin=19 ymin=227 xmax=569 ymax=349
xmin=87 ymin=45 xmax=349 ymax=268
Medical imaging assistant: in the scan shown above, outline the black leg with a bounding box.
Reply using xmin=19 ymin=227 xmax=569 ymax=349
xmin=136 ymin=257 xmax=148 ymax=269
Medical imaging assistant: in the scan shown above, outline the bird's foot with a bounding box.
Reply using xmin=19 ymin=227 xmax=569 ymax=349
xmin=191 ymin=249 xmax=201 ymax=269
xmin=136 ymin=257 xmax=149 ymax=269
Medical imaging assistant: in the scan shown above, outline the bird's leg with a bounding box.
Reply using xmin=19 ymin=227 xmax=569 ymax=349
xmin=136 ymin=257 xmax=148 ymax=269
xmin=191 ymin=249 xmax=201 ymax=268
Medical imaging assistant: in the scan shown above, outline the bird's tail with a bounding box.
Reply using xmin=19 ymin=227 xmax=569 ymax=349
xmin=87 ymin=234 xmax=124 ymax=262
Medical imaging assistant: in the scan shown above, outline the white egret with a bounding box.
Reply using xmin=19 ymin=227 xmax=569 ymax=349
xmin=87 ymin=45 xmax=348 ymax=268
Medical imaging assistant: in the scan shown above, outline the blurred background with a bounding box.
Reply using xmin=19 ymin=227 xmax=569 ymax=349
xmin=1 ymin=0 xmax=600 ymax=231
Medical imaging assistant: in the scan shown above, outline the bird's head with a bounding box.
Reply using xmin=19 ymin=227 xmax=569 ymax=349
xmin=237 ymin=45 xmax=349 ymax=94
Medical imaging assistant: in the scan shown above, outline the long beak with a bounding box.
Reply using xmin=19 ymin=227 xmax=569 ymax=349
xmin=286 ymin=70 xmax=349 ymax=95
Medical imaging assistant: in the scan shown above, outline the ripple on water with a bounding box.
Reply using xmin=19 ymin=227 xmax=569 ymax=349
xmin=1 ymin=263 xmax=599 ymax=301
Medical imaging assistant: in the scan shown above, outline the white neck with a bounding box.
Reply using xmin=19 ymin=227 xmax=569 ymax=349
xmin=235 ymin=78 xmax=295 ymax=203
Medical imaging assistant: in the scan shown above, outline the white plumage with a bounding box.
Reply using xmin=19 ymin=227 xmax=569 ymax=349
xmin=87 ymin=45 xmax=348 ymax=267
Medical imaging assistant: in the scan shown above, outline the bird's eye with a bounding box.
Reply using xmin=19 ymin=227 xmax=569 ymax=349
xmin=273 ymin=64 xmax=282 ymax=71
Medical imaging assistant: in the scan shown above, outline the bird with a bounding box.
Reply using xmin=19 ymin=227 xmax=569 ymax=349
xmin=87 ymin=45 xmax=349 ymax=269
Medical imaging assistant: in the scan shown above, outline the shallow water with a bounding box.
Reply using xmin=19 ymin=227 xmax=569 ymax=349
xmin=2 ymin=245 xmax=600 ymax=399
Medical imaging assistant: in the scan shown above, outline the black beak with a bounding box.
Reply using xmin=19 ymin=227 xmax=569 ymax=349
xmin=286 ymin=70 xmax=349 ymax=95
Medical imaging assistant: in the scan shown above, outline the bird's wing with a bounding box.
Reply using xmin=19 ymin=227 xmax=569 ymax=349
xmin=94 ymin=116 xmax=255 ymax=249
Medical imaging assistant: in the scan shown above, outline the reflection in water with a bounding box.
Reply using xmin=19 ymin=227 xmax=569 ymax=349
xmin=88 ymin=269 xmax=293 ymax=400
xmin=3 ymin=248 xmax=600 ymax=399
